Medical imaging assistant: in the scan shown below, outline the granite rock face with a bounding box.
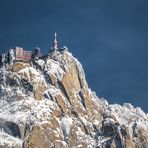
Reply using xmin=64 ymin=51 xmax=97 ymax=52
xmin=0 ymin=50 xmax=148 ymax=147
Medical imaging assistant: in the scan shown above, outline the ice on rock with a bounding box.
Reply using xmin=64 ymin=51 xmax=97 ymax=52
xmin=45 ymin=58 xmax=65 ymax=81
xmin=60 ymin=115 xmax=72 ymax=140
xmin=0 ymin=131 xmax=22 ymax=147
xmin=0 ymin=50 xmax=148 ymax=147
xmin=18 ymin=67 xmax=41 ymax=83
xmin=35 ymin=59 xmax=45 ymax=69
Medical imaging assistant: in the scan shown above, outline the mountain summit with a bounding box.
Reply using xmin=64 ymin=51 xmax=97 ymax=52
xmin=0 ymin=49 xmax=148 ymax=148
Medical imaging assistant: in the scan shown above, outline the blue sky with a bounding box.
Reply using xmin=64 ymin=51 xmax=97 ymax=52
xmin=0 ymin=0 xmax=148 ymax=112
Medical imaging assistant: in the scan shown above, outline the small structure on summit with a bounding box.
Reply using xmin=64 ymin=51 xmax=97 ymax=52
xmin=53 ymin=32 xmax=58 ymax=51
xmin=14 ymin=47 xmax=32 ymax=62
xmin=48 ymin=32 xmax=59 ymax=54
xmin=8 ymin=49 xmax=15 ymax=65
xmin=48 ymin=33 xmax=68 ymax=54
xmin=0 ymin=47 xmax=32 ymax=66
xmin=31 ymin=47 xmax=42 ymax=60
xmin=0 ymin=33 xmax=69 ymax=66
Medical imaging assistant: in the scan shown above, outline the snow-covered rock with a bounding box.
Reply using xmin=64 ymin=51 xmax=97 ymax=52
xmin=0 ymin=50 xmax=147 ymax=147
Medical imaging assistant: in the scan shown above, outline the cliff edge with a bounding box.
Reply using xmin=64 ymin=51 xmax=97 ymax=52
xmin=0 ymin=50 xmax=148 ymax=148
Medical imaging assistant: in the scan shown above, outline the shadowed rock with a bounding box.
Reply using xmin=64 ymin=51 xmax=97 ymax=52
xmin=3 ymin=121 xmax=21 ymax=138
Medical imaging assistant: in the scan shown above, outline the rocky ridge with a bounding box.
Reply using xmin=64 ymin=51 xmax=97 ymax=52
xmin=0 ymin=50 xmax=148 ymax=148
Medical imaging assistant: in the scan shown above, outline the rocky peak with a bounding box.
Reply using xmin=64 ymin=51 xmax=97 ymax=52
xmin=0 ymin=50 xmax=148 ymax=148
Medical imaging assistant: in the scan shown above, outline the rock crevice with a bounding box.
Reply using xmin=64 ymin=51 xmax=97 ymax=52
xmin=0 ymin=50 xmax=147 ymax=148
